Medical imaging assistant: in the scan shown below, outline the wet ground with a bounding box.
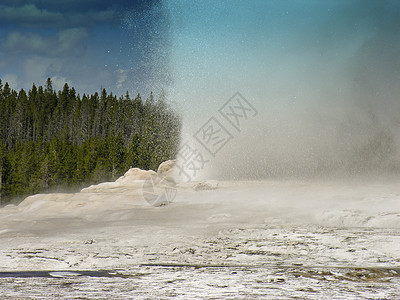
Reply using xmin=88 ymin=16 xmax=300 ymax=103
xmin=1 ymin=180 xmax=400 ymax=299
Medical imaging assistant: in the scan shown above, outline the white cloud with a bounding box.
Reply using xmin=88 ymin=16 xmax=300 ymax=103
xmin=0 ymin=3 xmax=115 ymax=28
xmin=3 ymin=56 xmax=73 ymax=92
xmin=57 ymin=28 xmax=89 ymax=53
xmin=0 ymin=4 xmax=62 ymax=27
xmin=2 ymin=74 xmax=20 ymax=90
xmin=4 ymin=31 xmax=49 ymax=54
xmin=23 ymin=56 xmax=58 ymax=87
xmin=51 ymin=75 xmax=70 ymax=92
xmin=116 ymin=69 xmax=128 ymax=89
xmin=3 ymin=28 xmax=88 ymax=56
xmin=69 ymin=9 xmax=116 ymax=25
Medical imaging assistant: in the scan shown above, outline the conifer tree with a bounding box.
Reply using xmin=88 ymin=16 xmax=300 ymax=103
xmin=0 ymin=78 xmax=181 ymax=204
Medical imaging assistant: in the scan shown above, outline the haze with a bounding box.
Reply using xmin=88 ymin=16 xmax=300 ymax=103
xmin=166 ymin=0 xmax=400 ymax=180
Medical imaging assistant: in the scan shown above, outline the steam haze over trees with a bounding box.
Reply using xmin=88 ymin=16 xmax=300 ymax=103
xmin=0 ymin=78 xmax=181 ymax=204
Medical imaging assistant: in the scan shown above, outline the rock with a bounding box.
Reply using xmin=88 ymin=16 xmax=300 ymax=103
xmin=81 ymin=161 xmax=177 ymax=196
xmin=116 ymin=168 xmax=157 ymax=183
xmin=192 ymin=180 xmax=219 ymax=191
xmin=157 ymin=160 xmax=175 ymax=175
xmin=157 ymin=160 xmax=176 ymax=182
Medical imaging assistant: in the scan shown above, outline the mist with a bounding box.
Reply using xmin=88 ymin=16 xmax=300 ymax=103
xmin=2 ymin=3 xmax=400 ymax=297
xmin=165 ymin=0 xmax=400 ymax=180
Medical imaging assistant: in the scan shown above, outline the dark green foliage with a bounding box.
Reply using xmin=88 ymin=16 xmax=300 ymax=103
xmin=0 ymin=78 xmax=181 ymax=205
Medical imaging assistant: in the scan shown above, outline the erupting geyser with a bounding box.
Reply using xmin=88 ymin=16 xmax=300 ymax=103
xmin=166 ymin=0 xmax=400 ymax=180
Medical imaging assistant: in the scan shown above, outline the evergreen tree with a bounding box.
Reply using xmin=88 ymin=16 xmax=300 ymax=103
xmin=0 ymin=78 xmax=181 ymax=205
xmin=0 ymin=142 xmax=5 ymax=205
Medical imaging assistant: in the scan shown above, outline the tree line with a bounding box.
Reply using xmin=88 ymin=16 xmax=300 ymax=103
xmin=0 ymin=79 xmax=181 ymax=205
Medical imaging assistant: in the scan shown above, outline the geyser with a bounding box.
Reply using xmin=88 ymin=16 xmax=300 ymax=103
xmin=165 ymin=0 xmax=400 ymax=180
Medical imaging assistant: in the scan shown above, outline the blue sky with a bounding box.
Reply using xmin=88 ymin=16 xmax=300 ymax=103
xmin=1 ymin=0 xmax=399 ymax=101
xmin=1 ymin=0 xmax=400 ymax=177
xmin=0 ymin=0 xmax=169 ymax=95
xmin=164 ymin=0 xmax=400 ymax=178
xmin=167 ymin=0 xmax=400 ymax=108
